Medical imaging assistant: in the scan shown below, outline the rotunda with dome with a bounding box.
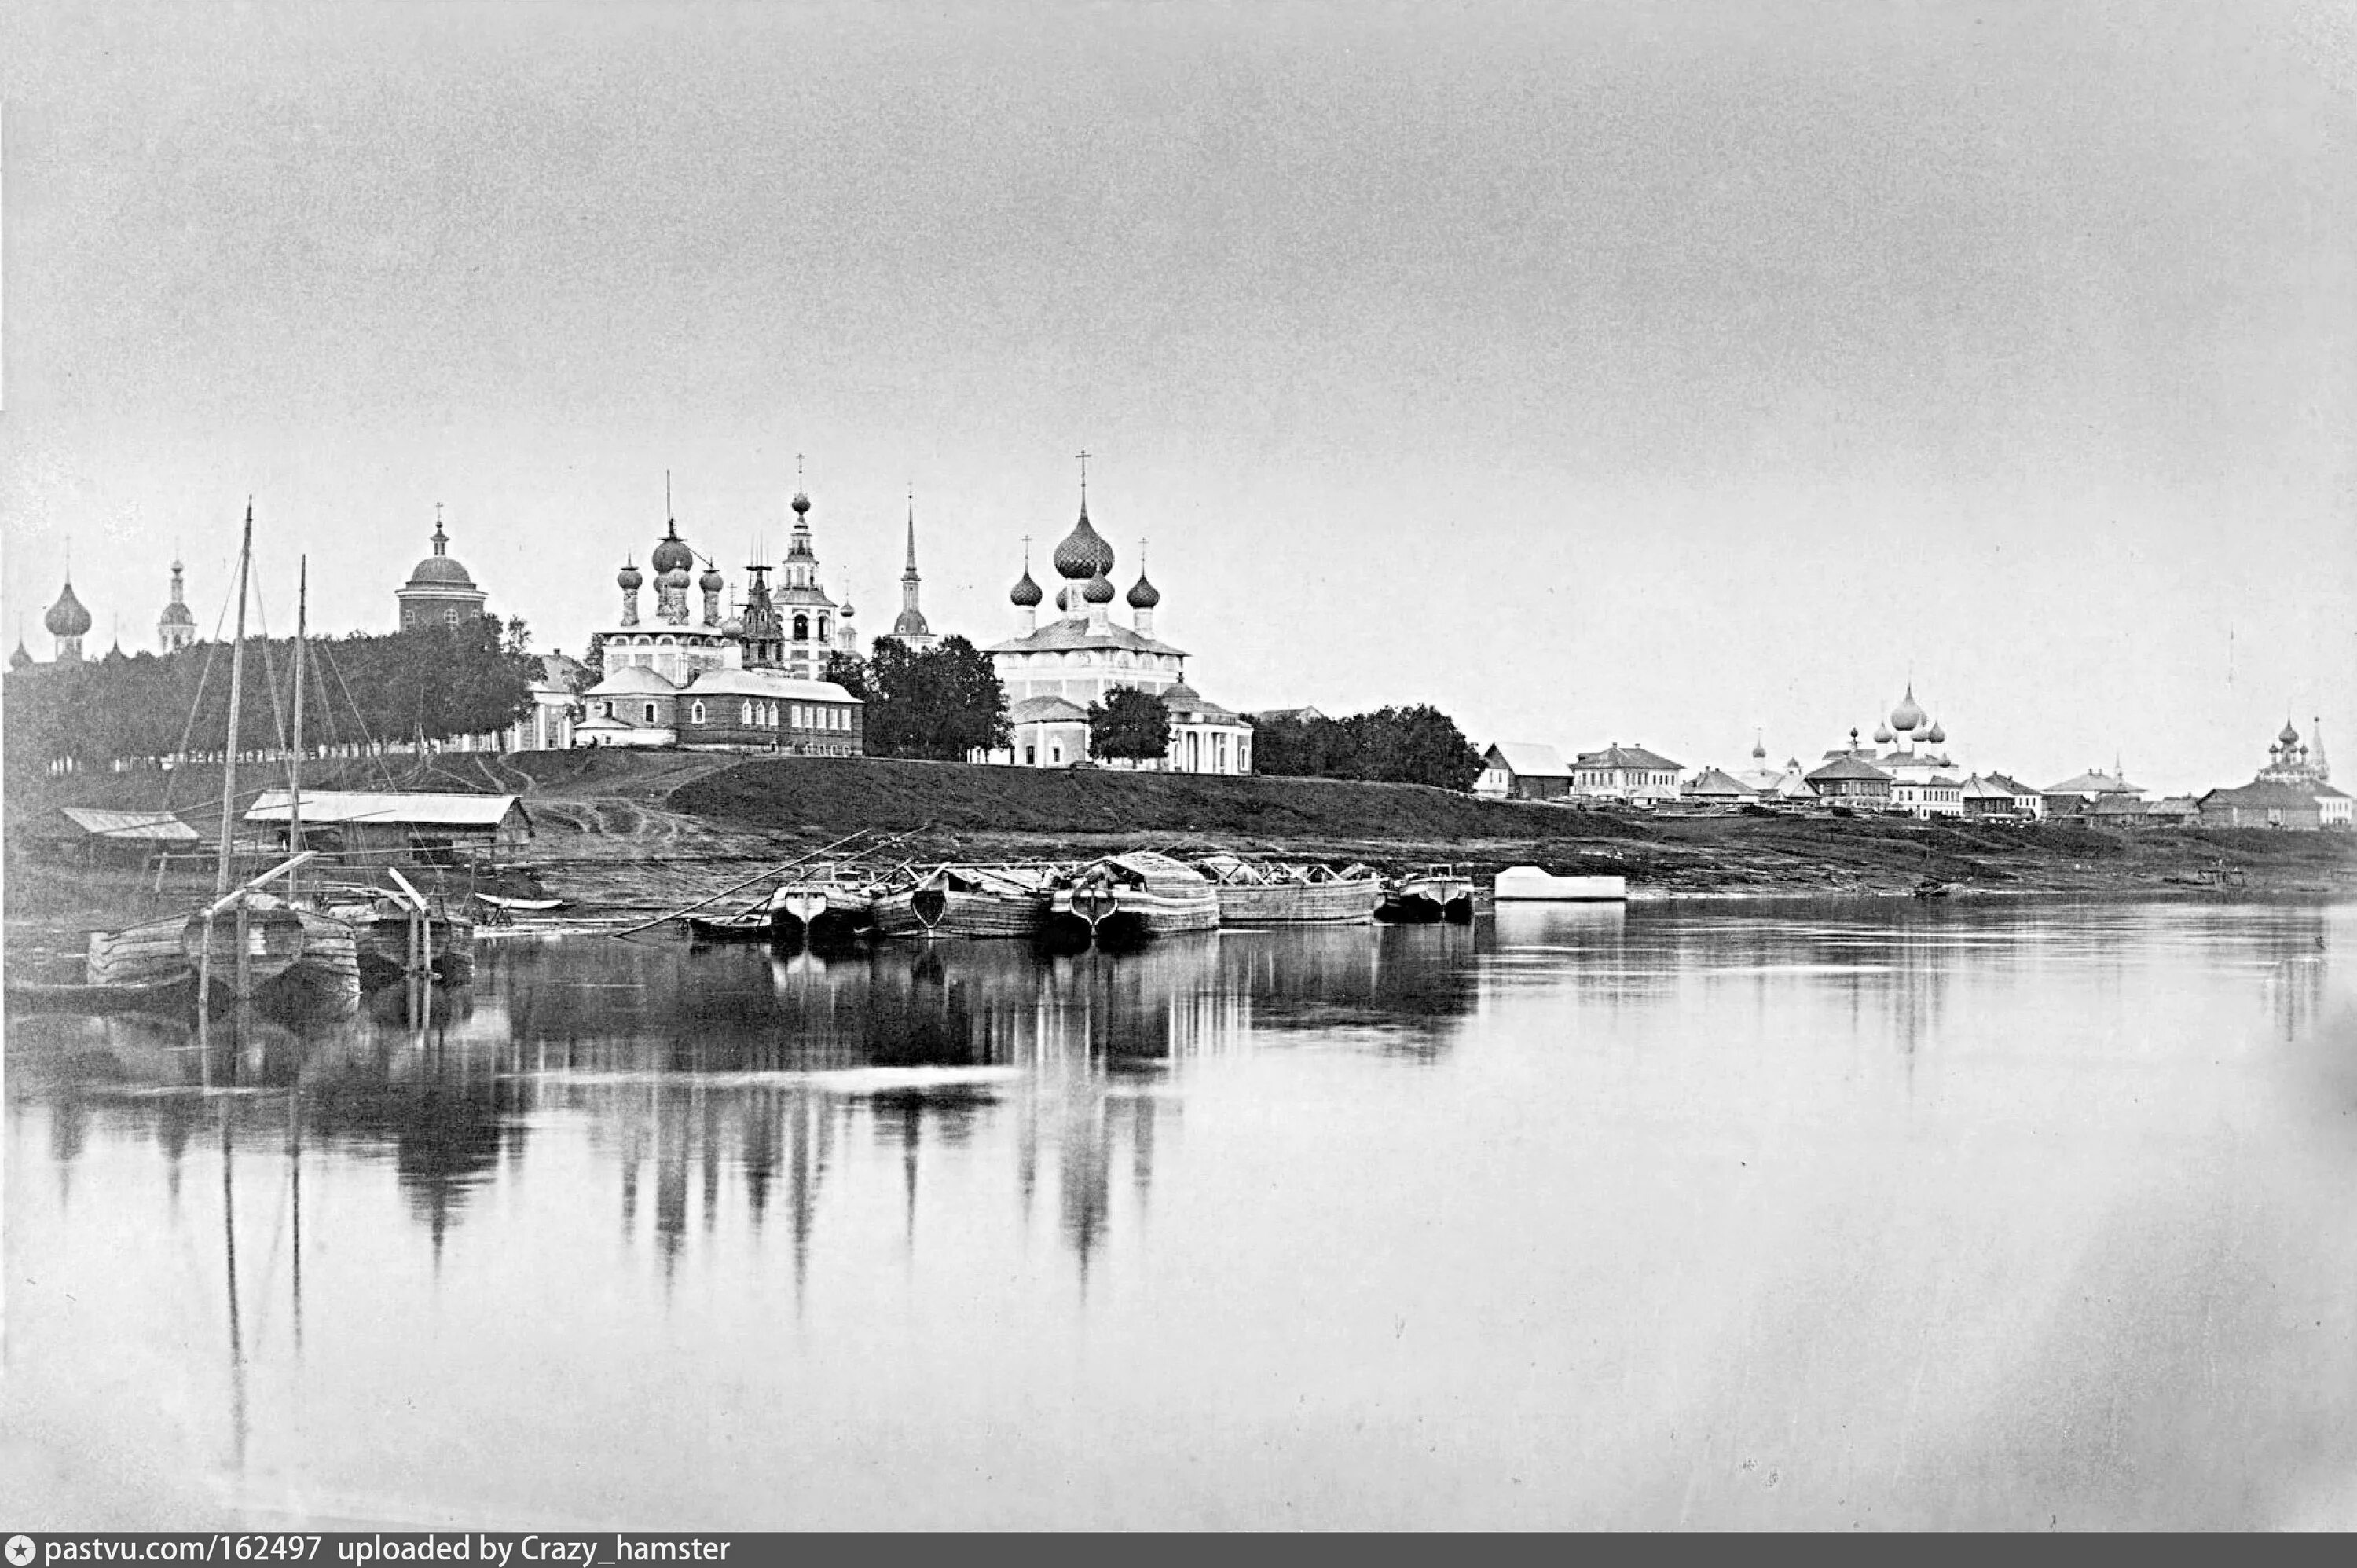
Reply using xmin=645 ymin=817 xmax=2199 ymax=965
xmin=396 ymin=511 xmax=490 ymax=631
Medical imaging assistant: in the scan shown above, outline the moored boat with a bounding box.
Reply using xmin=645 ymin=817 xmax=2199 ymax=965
xmin=1189 ymin=854 xmax=1381 ymax=925
xmin=1376 ymin=863 xmax=1477 ymax=924
xmin=1493 ymin=866 xmax=1628 ymax=903
xmin=318 ymin=885 xmax=477 ymax=984
xmin=1047 ymin=852 xmax=1220 ymax=946
xmin=765 ymin=869 xmax=878 ymax=945
xmin=872 ymin=863 xmax=1055 ymax=939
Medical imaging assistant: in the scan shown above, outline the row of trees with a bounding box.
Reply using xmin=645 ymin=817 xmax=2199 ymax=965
xmin=2 ymin=614 xmax=539 ymax=782
xmin=1250 ymin=705 xmax=1484 ymax=792
xmin=823 ymin=636 xmax=1013 ymax=761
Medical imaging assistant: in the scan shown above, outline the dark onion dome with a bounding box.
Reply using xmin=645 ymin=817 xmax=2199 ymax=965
xmin=1890 ymin=687 xmax=1927 ymax=732
xmin=1010 ymin=570 xmax=1043 ymax=607
xmin=9 ymin=639 xmax=31 ymax=670
xmin=45 ymin=580 xmax=92 ymax=637
xmin=1052 ymin=504 xmax=1116 ymax=581
xmin=2279 ymin=720 xmax=2301 ymax=746
xmin=1925 ymin=720 xmax=1947 ymax=745
xmin=1055 ymin=584 xmax=1072 ymax=613
xmin=1752 ymin=738 xmax=1768 ymax=759
xmin=1873 ymin=722 xmax=1895 ymax=744
xmin=658 ymin=566 xmax=692 ymax=591
xmin=791 ymin=489 xmax=812 ymax=516
xmin=617 ymin=559 xmax=643 ymax=590
xmin=1127 ymin=571 xmax=1160 ymax=609
xmin=720 ymin=614 xmax=746 ymax=636
xmin=699 ymin=563 xmax=726 ymax=592
xmin=651 ymin=522 xmax=695 ymax=574
xmin=1082 ymin=572 xmax=1116 ymax=604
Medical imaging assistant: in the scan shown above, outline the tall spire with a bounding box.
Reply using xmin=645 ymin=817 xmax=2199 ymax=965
xmin=893 ymin=489 xmax=935 ymax=648
xmin=1076 ymin=448 xmax=1091 ymax=518
xmin=904 ymin=489 xmax=919 ymax=576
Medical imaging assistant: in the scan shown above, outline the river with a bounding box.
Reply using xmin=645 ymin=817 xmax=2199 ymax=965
xmin=5 ymin=898 xmax=2353 ymax=1529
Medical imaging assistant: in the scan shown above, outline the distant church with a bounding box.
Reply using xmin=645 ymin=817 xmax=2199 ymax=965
xmin=397 ymin=508 xmax=491 ymax=631
xmin=981 ymin=457 xmax=1252 ymax=774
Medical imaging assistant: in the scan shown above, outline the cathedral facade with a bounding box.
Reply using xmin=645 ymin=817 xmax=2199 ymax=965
xmin=981 ymin=467 xmax=1252 ymax=773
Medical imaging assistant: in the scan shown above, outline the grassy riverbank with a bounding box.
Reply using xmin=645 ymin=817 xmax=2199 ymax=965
xmin=9 ymin=749 xmax=2356 ymax=925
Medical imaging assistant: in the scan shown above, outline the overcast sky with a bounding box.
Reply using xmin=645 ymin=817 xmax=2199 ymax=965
xmin=3 ymin=1 xmax=2351 ymax=791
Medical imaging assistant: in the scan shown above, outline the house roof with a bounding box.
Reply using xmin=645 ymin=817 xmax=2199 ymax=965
xmin=1684 ymin=768 xmax=1756 ymax=797
xmin=1981 ymin=772 xmax=2042 ymax=797
xmin=45 ymin=806 xmax=203 ymax=843
xmin=1574 ymin=744 xmax=1683 ymax=772
xmin=1009 ymin=695 xmax=1089 ymax=724
xmin=683 ymin=669 xmax=860 ymax=703
xmin=983 ymin=620 xmax=1188 ymax=658
xmin=1805 ymin=757 xmax=1893 ymax=782
xmin=585 ymin=665 xmax=682 ymax=696
xmin=244 ymin=790 xmax=530 ymax=830
xmin=2089 ymin=795 xmax=2151 ymax=816
xmin=2044 ymin=770 xmax=2146 ymax=797
xmin=2198 ymin=781 xmax=2334 ymax=810
xmin=1959 ymin=775 xmax=2015 ymax=799
xmin=1485 ymin=742 xmax=1571 ymax=779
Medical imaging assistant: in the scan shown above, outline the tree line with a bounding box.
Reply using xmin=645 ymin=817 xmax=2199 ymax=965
xmin=2 ymin=614 xmax=537 ymax=782
xmin=1249 ymin=705 xmax=1484 ymax=792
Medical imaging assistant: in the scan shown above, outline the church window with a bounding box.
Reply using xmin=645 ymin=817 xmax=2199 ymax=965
xmin=445 ymin=609 xmax=460 ymax=628
xmin=817 ymin=615 xmax=830 ymax=640
xmin=793 ymin=615 xmax=809 ymax=641
xmin=643 ymin=703 xmax=657 ymax=724
xmin=740 ymin=702 xmax=752 ymax=726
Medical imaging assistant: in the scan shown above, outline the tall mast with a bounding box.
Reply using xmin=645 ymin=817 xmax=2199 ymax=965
xmin=214 ymin=500 xmax=254 ymax=896
xmin=288 ymin=555 xmax=307 ymax=899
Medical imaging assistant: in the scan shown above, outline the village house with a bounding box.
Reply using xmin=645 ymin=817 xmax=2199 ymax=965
xmin=1804 ymin=755 xmax=1893 ymax=809
xmin=1571 ymin=743 xmax=1684 ymax=805
xmin=1475 ymin=742 xmax=1574 ymax=801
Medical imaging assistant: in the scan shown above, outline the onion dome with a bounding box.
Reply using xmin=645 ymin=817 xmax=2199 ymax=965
xmin=658 ymin=566 xmax=692 ymax=592
xmin=617 ymin=558 xmax=643 ymax=590
xmin=699 ymin=563 xmax=726 ymax=593
xmin=1890 ymin=685 xmax=1926 ymax=733
xmin=720 ymin=614 xmax=746 ymax=636
xmin=1751 ymin=736 xmax=1767 ymax=760
xmin=45 ymin=580 xmax=92 ymax=638
xmin=9 ymin=639 xmax=31 ymax=671
xmin=839 ymin=595 xmax=856 ymax=618
xmin=1925 ymin=720 xmax=1947 ymax=746
xmin=1127 ymin=571 xmax=1160 ymax=610
xmin=651 ymin=520 xmax=694 ymax=575
xmin=1010 ymin=570 xmax=1043 ymax=607
xmin=2279 ymin=720 xmax=2300 ymax=746
xmin=791 ymin=489 xmax=811 ymax=517
xmin=1083 ymin=572 xmax=1116 ymax=604
xmin=1055 ymin=585 xmax=1073 ymax=613
xmin=1052 ymin=504 xmax=1116 ymax=581
xmin=1874 ymin=722 xmax=1894 ymax=745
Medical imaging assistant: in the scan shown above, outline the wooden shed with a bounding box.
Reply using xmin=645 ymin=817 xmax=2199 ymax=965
xmin=244 ymin=790 xmax=533 ymax=866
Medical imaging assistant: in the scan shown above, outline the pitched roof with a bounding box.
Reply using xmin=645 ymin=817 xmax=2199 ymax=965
xmin=244 ymin=790 xmax=530 ymax=830
xmin=1684 ymin=767 xmax=1756 ymax=797
xmin=2198 ymin=781 xmax=2333 ymax=810
xmin=47 ymin=807 xmax=203 ymax=843
xmin=2044 ymin=770 xmax=2146 ymax=797
xmin=1805 ymin=757 xmax=1893 ymax=782
xmin=585 ymin=665 xmax=682 ymax=695
xmin=1574 ymin=744 xmax=1683 ymax=772
xmin=683 ymin=669 xmax=861 ymax=704
xmin=1485 ymin=742 xmax=1571 ymax=779
xmin=983 ymin=620 xmax=1188 ymax=658
xmin=1009 ymin=695 xmax=1089 ymax=724
xmin=1981 ymin=772 xmax=2042 ymax=797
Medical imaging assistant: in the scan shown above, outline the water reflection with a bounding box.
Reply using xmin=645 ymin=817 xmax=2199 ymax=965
xmin=6 ymin=899 xmax=2352 ymax=1529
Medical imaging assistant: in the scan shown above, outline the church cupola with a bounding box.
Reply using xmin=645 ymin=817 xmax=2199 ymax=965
xmin=1127 ymin=540 xmax=1160 ymax=635
xmin=616 ymin=557 xmax=643 ymax=626
xmin=1050 ymin=450 xmax=1116 ymax=594
xmin=699 ymin=558 xmax=726 ymax=627
xmin=892 ymin=493 xmax=937 ymax=650
xmin=45 ymin=576 xmax=92 ymax=661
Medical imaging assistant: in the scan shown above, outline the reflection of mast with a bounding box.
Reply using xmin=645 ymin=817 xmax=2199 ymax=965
xmin=222 ymin=1116 xmax=248 ymax=1470
xmin=288 ymin=1088 xmax=304 ymax=1357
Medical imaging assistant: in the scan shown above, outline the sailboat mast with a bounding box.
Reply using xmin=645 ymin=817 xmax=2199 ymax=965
xmin=214 ymin=501 xmax=255 ymax=897
xmin=289 ymin=555 xmax=306 ymax=899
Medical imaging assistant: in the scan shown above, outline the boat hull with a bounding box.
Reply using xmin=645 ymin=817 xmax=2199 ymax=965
xmin=1376 ymin=877 xmax=1477 ymax=924
xmin=765 ymin=884 xmax=876 ymax=943
xmin=1046 ymin=884 xmax=1221 ymax=945
xmin=1210 ymin=878 xmax=1380 ymax=925
xmin=873 ymin=886 xmax=1050 ymax=939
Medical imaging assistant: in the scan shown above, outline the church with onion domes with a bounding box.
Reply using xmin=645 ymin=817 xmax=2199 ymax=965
xmin=980 ymin=456 xmax=1253 ymax=773
xmin=572 ymin=472 xmax=866 ymax=753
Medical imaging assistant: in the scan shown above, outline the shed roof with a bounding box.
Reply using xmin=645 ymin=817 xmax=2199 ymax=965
xmin=684 ymin=669 xmax=861 ymax=703
xmin=1009 ymin=695 xmax=1089 ymax=724
xmin=1486 ymin=742 xmax=1571 ymax=779
xmin=1574 ymin=744 xmax=1683 ymax=772
xmin=244 ymin=790 xmax=530 ymax=830
xmin=46 ymin=807 xmax=203 ymax=843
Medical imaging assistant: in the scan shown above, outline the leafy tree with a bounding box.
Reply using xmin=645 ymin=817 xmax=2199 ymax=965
xmin=1248 ymin=704 xmax=1482 ymax=790
xmin=857 ymin=636 xmax=1010 ymax=760
xmin=1088 ymin=685 xmax=1172 ymax=765
xmin=582 ymin=632 xmax=606 ymax=683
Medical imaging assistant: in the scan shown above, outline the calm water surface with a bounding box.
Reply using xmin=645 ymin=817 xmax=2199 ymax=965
xmin=6 ymin=899 xmax=2355 ymax=1529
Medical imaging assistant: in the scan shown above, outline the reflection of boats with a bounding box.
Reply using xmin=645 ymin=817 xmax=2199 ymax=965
xmin=687 ymin=908 xmax=780 ymax=942
xmin=1912 ymin=879 xmax=1954 ymax=899
xmin=1188 ymin=854 xmax=1381 ymax=925
xmin=1047 ymin=852 xmax=1220 ymax=945
xmin=475 ymin=893 xmax=569 ymax=913
xmin=1494 ymin=866 xmax=1627 ymax=903
xmin=872 ymin=864 xmax=1055 ymax=939
xmin=765 ymin=869 xmax=879 ymax=944
xmin=1377 ymin=864 xmax=1476 ymax=924
xmin=4 ymin=971 xmax=200 ymax=1014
